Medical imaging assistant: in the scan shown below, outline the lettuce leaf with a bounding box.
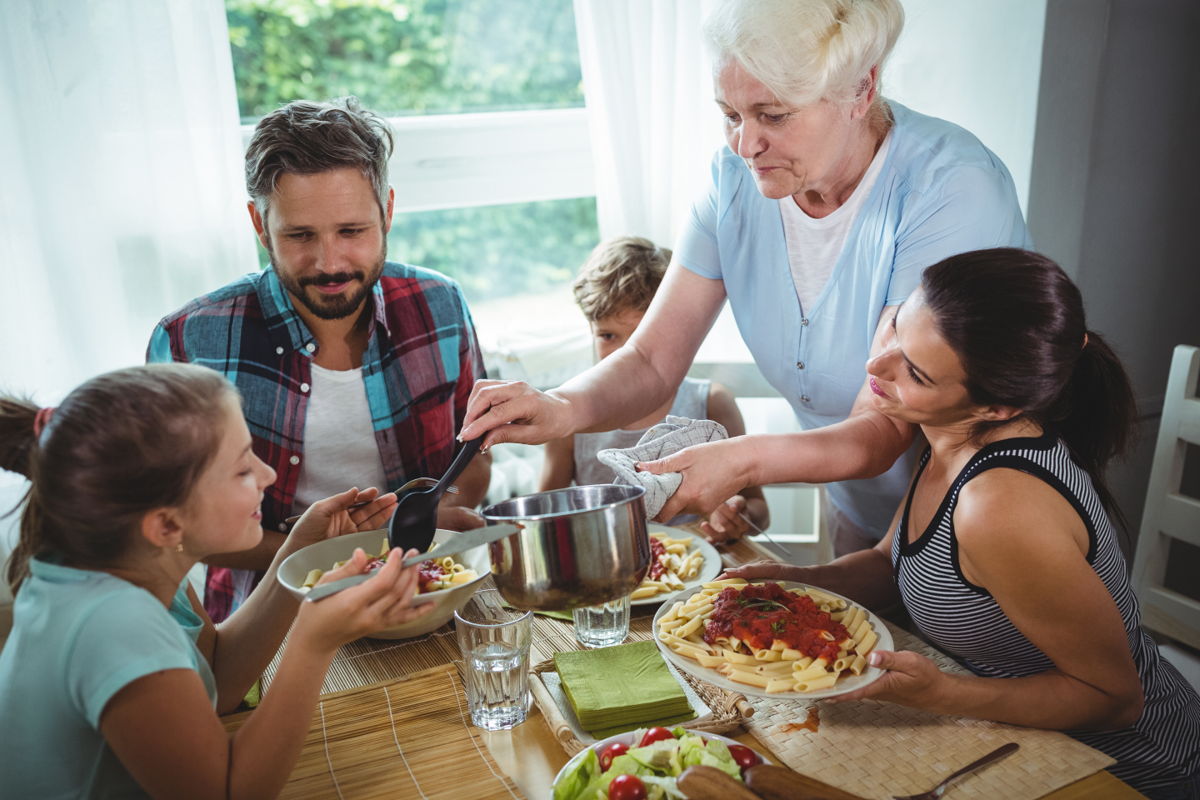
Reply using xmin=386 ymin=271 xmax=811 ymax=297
xmin=554 ymin=731 xmax=748 ymax=799
xmin=553 ymin=748 xmax=599 ymax=800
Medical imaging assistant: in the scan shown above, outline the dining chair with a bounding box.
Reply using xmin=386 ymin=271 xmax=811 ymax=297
xmin=1130 ymin=345 xmax=1200 ymax=650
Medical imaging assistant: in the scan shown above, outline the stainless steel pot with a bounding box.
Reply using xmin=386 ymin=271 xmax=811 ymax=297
xmin=480 ymin=485 xmax=650 ymax=611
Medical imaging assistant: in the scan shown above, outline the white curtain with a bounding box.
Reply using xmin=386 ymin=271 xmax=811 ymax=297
xmin=0 ymin=0 xmax=256 ymax=403
xmin=572 ymin=0 xmax=725 ymax=248
xmin=571 ymin=0 xmax=752 ymax=368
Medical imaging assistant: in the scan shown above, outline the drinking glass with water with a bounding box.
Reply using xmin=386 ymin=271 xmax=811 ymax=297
xmin=572 ymin=593 xmax=631 ymax=648
xmin=454 ymin=603 xmax=533 ymax=730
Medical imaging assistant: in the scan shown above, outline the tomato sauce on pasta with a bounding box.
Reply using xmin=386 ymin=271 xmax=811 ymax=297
xmin=647 ymin=537 xmax=668 ymax=580
xmin=416 ymin=560 xmax=452 ymax=593
xmin=704 ymin=583 xmax=850 ymax=661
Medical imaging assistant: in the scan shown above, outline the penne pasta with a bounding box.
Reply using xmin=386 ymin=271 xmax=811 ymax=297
xmin=653 ymin=581 xmax=881 ymax=695
xmin=298 ymin=537 xmax=477 ymax=594
xmin=632 ymin=531 xmax=714 ymax=600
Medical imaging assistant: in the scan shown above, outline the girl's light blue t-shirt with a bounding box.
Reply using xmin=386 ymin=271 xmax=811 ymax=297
xmin=0 ymin=559 xmax=216 ymax=798
xmin=676 ymin=101 xmax=1032 ymax=536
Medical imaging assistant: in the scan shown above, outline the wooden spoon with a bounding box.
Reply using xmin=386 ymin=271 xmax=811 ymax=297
xmin=677 ymin=765 xmax=761 ymax=800
xmin=745 ymin=764 xmax=835 ymax=800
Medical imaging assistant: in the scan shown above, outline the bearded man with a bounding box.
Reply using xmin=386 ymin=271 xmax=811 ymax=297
xmin=149 ymin=97 xmax=489 ymax=622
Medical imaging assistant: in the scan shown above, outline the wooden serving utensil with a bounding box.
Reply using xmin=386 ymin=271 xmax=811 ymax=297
xmin=678 ymin=765 xmax=762 ymax=800
xmin=745 ymin=764 xmax=836 ymax=800
xmin=676 ymin=763 xmax=839 ymax=800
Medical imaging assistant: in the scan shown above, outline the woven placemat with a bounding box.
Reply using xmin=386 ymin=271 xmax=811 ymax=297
xmin=224 ymin=663 xmax=525 ymax=799
xmin=743 ymin=623 xmax=1116 ymax=800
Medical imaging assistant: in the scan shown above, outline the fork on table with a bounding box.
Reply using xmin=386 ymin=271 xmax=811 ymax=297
xmin=891 ymin=742 xmax=1019 ymax=800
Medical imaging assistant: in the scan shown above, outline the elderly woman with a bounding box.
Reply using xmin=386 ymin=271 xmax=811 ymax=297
xmin=461 ymin=0 xmax=1030 ymax=553
xmin=727 ymin=249 xmax=1200 ymax=798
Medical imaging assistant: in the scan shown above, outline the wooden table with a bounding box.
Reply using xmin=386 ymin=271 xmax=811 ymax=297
xmin=242 ymin=535 xmax=1145 ymax=799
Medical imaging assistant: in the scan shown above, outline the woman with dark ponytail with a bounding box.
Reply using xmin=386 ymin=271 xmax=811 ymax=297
xmin=0 ymin=363 xmax=433 ymax=798
xmin=729 ymin=249 xmax=1200 ymax=797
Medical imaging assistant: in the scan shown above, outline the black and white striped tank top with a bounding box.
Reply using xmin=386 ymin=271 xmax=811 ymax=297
xmin=892 ymin=430 xmax=1200 ymax=792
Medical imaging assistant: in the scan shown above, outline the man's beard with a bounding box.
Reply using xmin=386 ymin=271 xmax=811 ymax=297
xmin=268 ymin=240 xmax=386 ymax=321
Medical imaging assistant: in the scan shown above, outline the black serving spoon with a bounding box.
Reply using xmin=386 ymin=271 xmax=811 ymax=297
xmin=387 ymin=436 xmax=485 ymax=553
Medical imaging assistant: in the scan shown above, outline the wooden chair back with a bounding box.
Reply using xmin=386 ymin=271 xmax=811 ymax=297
xmin=1131 ymin=345 xmax=1200 ymax=649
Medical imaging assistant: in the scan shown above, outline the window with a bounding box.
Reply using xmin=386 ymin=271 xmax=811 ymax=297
xmin=226 ymin=0 xmax=598 ymax=334
xmin=227 ymin=0 xmax=585 ymax=119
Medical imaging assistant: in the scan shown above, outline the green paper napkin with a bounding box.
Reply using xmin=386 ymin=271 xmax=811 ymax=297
xmin=501 ymin=600 xmax=572 ymax=621
xmin=554 ymin=641 xmax=694 ymax=734
xmin=586 ymin=709 xmax=698 ymax=740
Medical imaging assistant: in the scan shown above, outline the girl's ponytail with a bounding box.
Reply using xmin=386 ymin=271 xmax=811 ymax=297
xmin=0 ymin=397 xmax=44 ymax=593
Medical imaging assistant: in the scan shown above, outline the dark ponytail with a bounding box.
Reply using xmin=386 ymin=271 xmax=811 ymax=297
xmin=1056 ymin=332 xmax=1136 ymax=484
xmin=0 ymin=396 xmax=41 ymax=595
xmin=2 ymin=364 xmax=236 ymax=593
xmin=922 ymin=248 xmax=1136 ymax=523
xmin=0 ymin=397 xmax=40 ymax=479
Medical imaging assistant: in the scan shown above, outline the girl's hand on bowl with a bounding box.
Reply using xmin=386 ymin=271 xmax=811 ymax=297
xmin=294 ymin=546 xmax=434 ymax=650
xmin=287 ymin=486 xmax=398 ymax=549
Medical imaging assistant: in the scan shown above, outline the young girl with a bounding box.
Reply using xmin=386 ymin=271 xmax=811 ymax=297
xmin=728 ymin=249 xmax=1200 ymax=797
xmin=540 ymin=235 xmax=770 ymax=542
xmin=0 ymin=363 xmax=433 ymax=798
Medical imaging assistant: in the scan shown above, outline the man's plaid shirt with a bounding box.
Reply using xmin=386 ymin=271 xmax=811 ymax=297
xmin=148 ymin=262 xmax=485 ymax=621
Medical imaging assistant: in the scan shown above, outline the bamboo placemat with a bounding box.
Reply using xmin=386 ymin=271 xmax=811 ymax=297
xmin=224 ymin=663 xmax=525 ymax=799
xmin=743 ymin=623 xmax=1116 ymax=800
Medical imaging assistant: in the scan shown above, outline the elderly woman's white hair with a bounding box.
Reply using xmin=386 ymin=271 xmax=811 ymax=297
xmin=704 ymin=0 xmax=904 ymax=107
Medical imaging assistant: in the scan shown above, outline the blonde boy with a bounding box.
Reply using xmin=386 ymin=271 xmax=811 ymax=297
xmin=539 ymin=236 xmax=769 ymax=542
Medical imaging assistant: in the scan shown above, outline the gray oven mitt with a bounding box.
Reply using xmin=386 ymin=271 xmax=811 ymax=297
xmin=596 ymin=415 xmax=728 ymax=519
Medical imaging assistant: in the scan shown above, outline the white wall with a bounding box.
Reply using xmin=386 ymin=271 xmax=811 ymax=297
xmin=886 ymin=0 xmax=1045 ymax=214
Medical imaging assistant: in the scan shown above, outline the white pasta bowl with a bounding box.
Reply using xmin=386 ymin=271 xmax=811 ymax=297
xmin=276 ymin=528 xmax=491 ymax=639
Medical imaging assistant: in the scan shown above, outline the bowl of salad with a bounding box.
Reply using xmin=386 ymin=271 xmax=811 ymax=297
xmin=551 ymin=726 xmax=768 ymax=800
xmin=277 ymin=528 xmax=490 ymax=639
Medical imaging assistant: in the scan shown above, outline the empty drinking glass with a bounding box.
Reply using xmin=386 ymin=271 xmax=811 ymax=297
xmin=572 ymin=593 xmax=631 ymax=648
xmin=455 ymin=604 xmax=533 ymax=730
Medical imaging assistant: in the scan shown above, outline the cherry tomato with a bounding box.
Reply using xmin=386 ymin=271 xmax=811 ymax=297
xmin=598 ymin=741 xmax=629 ymax=770
xmin=608 ymin=774 xmax=646 ymax=800
xmin=638 ymin=726 xmax=676 ymax=747
xmin=727 ymin=743 xmax=762 ymax=776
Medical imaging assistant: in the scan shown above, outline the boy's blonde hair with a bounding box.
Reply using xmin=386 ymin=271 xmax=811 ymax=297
xmin=572 ymin=236 xmax=673 ymax=322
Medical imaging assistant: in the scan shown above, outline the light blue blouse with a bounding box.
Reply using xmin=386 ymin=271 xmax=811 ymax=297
xmin=676 ymin=101 xmax=1032 ymax=536
xmin=0 ymin=559 xmax=215 ymax=798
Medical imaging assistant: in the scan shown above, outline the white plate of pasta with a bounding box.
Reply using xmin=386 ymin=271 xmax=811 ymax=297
xmin=630 ymin=524 xmax=722 ymax=607
xmin=651 ymin=579 xmax=893 ymax=699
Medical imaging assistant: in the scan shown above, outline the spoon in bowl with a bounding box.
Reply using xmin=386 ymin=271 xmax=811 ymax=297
xmin=388 ymin=436 xmax=485 ymax=553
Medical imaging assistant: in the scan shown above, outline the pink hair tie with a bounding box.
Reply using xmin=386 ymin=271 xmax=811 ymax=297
xmin=33 ymin=407 xmax=55 ymax=437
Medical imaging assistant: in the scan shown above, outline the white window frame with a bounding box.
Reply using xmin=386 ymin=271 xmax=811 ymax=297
xmin=240 ymin=107 xmax=595 ymax=213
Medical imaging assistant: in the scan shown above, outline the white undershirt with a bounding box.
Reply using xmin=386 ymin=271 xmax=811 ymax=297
xmin=294 ymin=364 xmax=389 ymax=514
xmin=779 ymin=132 xmax=892 ymax=313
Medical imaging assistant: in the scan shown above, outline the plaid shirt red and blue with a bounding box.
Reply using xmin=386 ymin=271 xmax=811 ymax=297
xmin=148 ymin=262 xmax=485 ymax=621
